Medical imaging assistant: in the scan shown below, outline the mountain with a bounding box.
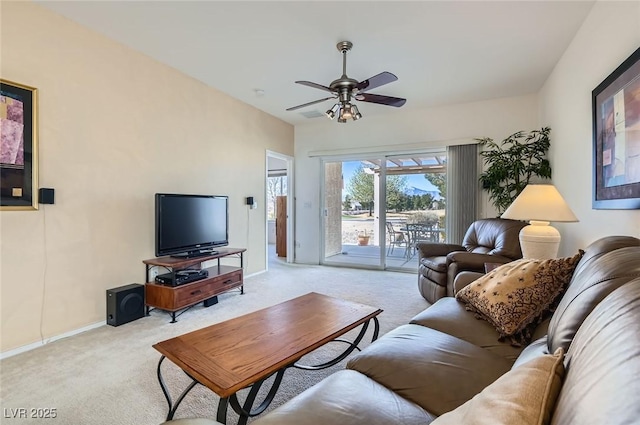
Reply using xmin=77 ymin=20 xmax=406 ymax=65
xmin=404 ymin=186 xmax=441 ymax=199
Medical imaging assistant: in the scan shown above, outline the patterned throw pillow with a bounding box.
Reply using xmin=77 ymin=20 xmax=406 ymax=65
xmin=456 ymin=251 xmax=583 ymax=345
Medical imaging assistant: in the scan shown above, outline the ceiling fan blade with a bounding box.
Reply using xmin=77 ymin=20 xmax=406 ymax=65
xmin=357 ymin=93 xmax=406 ymax=108
xmin=295 ymin=81 xmax=334 ymax=93
xmin=286 ymin=96 xmax=335 ymax=111
xmin=356 ymin=72 xmax=398 ymax=93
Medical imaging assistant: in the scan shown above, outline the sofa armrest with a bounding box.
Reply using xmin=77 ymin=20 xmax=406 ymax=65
xmin=446 ymin=253 xmax=514 ymax=297
xmin=416 ymin=242 xmax=466 ymax=258
xmin=453 ymin=271 xmax=485 ymax=294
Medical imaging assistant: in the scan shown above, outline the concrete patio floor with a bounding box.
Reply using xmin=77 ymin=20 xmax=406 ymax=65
xmin=324 ymin=243 xmax=419 ymax=271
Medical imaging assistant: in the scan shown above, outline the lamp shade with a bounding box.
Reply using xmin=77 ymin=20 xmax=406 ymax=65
xmin=501 ymin=184 xmax=578 ymax=222
xmin=501 ymin=184 xmax=578 ymax=259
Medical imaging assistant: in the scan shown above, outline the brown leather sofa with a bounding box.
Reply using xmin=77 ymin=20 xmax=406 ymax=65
xmin=416 ymin=218 xmax=527 ymax=303
xmin=248 ymin=235 xmax=640 ymax=425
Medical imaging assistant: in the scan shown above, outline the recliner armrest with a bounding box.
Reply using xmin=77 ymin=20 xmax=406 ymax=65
xmin=447 ymin=251 xmax=512 ymax=269
xmin=416 ymin=242 xmax=466 ymax=258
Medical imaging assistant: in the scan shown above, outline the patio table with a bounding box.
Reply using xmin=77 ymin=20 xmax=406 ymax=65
xmin=401 ymin=224 xmax=442 ymax=259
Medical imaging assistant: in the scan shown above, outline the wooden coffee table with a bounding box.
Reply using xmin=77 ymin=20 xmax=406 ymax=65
xmin=153 ymin=292 xmax=382 ymax=425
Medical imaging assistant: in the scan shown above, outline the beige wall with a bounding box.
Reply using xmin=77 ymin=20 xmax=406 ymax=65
xmin=0 ymin=2 xmax=293 ymax=352
xmin=539 ymin=1 xmax=640 ymax=255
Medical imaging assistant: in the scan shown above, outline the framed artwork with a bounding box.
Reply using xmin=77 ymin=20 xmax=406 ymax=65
xmin=592 ymin=47 xmax=640 ymax=209
xmin=0 ymin=79 xmax=38 ymax=210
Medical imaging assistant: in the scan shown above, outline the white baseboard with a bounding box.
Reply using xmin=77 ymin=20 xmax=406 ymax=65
xmin=0 ymin=320 xmax=105 ymax=360
xmin=2 ymin=271 xmax=269 ymax=360
xmin=245 ymin=269 xmax=267 ymax=279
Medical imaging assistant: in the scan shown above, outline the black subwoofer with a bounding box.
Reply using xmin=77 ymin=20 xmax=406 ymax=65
xmin=106 ymin=284 xmax=145 ymax=326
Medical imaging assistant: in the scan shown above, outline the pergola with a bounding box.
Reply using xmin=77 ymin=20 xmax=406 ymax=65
xmin=361 ymin=154 xmax=447 ymax=175
xmin=361 ymin=154 xmax=446 ymax=245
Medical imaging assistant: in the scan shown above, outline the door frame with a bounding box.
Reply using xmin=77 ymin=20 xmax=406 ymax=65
xmin=266 ymin=150 xmax=294 ymax=266
xmin=319 ymin=156 xmax=386 ymax=270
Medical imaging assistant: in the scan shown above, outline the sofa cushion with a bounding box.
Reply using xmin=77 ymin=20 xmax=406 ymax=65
xmin=431 ymin=348 xmax=564 ymax=425
xmin=456 ymin=252 xmax=582 ymax=344
xmin=512 ymin=335 xmax=550 ymax=368
xmin=346 ymin=324 xmax=511 ymax=416
xmin=547 ymin=245 xmax=640 ymax=353
xmin=251 ymin=370 xmax=436 ymax=425
xmin=411 ymin=297 xmax=527 ymax=362
xmin=550 ymin=278 xmax=640 ymax=425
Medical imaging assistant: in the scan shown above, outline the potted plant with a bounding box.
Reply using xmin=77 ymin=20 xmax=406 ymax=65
xmin=357 ymin=230 xmax=371 ymax=246
xmin=477 ymin=127 xmax=552 ymax=214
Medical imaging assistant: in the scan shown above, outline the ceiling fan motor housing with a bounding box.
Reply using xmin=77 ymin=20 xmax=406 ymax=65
xmin=331 ymin=81 xmax=358 ymax=103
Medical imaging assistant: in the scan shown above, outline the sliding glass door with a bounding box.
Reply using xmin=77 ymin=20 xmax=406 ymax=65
xmin=321 ymin=151 xmax=447 ymax=271
xmin=322 ymin=159 xmax=383 ymax=268
xmin=384 ymin=154 xmax=446 ymax=271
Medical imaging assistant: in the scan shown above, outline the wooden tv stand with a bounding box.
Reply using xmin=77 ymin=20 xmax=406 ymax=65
xmin=143 ymin=248 xmax=246 ymax=323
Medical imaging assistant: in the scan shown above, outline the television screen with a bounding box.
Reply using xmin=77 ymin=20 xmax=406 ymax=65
xmin=155 ymin=193 xmax=229 ymax=258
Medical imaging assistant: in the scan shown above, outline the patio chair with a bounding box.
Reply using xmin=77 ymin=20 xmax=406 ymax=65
xmin=386 ymin=222 xmax=407 ymax=255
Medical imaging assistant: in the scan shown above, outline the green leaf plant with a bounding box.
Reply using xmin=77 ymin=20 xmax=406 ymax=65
xmin=477 ymin=127 xmax=552 ymax=214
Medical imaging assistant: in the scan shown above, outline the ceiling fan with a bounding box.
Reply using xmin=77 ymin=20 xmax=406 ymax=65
xmin=286 ymin=41 xmax=406 ymax=122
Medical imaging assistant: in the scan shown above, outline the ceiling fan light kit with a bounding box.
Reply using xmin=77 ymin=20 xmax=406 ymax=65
xmin=326 ymin=103 xmax=340 ymax=119
xmin=328 ymin=102 xmax=362 ymax=122
xmin=287 ymin=41 xmax=406 ymax=123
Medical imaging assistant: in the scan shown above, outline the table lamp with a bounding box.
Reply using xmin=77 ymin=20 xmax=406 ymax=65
xmin=501 ymin=184 xmax=578 ymax=259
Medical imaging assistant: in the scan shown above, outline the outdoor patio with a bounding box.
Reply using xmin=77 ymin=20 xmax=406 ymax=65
xmin=325 ymin=242 xmax=420 ymax=269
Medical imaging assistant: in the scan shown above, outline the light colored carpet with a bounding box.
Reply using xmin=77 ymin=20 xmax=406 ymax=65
xmin=0 ymin=257 xmax=430 ymax=425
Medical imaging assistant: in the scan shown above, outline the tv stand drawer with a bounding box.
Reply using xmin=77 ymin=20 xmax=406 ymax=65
xmin=145 ymin=267 xmax=243 ymax=313
xmin=174 ymin=270 xmax=243 ymax=306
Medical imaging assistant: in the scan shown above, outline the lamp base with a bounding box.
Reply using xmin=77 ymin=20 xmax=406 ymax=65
xmin=519 ymin=221 xmax=561 ymax=260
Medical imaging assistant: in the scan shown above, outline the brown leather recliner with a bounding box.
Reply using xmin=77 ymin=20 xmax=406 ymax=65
xmin=416 ymin=218 xmax=527 ymax=303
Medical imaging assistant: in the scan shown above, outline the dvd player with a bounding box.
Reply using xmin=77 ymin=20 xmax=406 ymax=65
xmin=155 ymin=269 xmax=209 ymax=286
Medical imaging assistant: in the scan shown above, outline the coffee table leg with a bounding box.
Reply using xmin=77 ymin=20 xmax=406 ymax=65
xmin=226 ymin=368 xmax=286 ymax=425
xmin=157 ymin=356 xmax=286 ymax=425
xmin=157 ymin=356 xmax=172 ymax=413
xmin=293 ymin=316 xmax=378 ymax=371
xmin=157 ymin=355 xmax=200 ymax=421
xmin=372 ymin=316 xmax=380 ymax=341
xmin=217 ymin=398 xmax=229 ymax=424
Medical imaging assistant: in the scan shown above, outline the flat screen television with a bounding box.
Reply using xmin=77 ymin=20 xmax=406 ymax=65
xmin=155 ymin=193 xmax=229 ymax=258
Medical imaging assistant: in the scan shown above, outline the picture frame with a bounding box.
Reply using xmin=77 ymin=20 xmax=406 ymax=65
xmin=0 ymin=78 xmax=38 ymax=210
xmin=592 ymin=47 xmax=640 ymax=210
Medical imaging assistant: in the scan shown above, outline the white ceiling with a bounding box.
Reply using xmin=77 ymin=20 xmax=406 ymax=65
xmin=36 ymin=1 xmax=595 ymax=126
